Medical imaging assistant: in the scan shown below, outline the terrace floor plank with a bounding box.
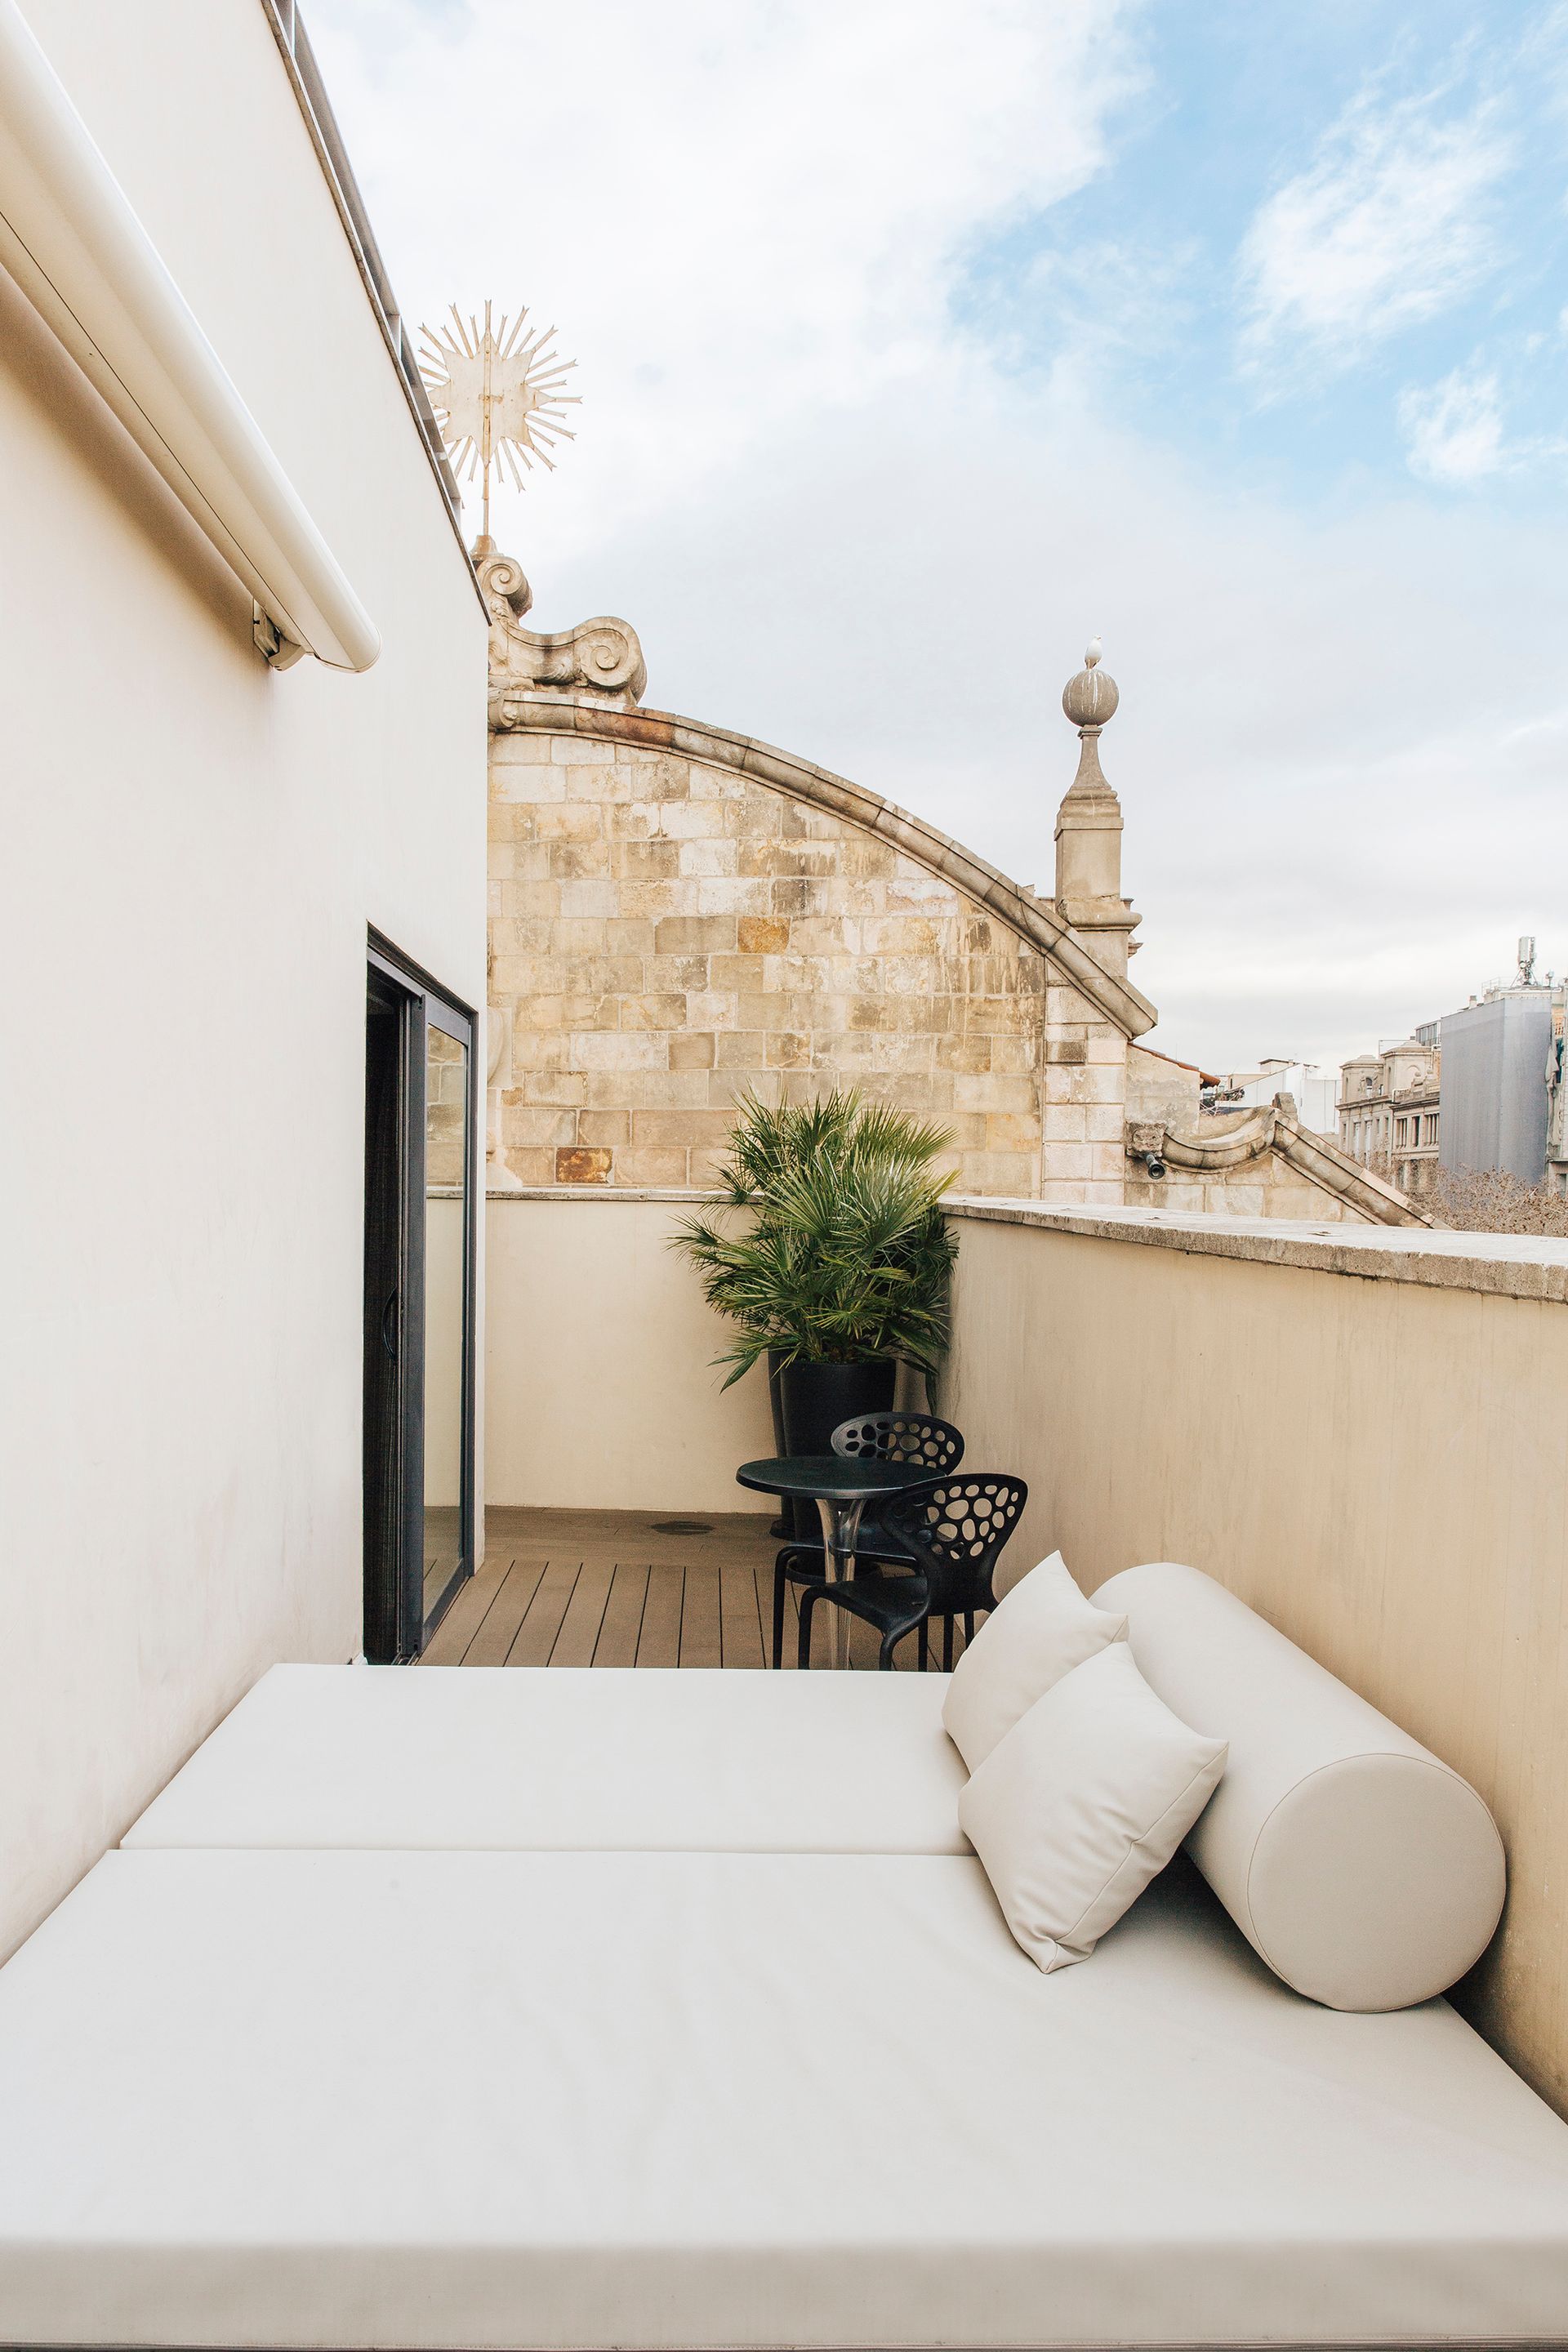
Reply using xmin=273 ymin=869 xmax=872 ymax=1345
xmin=593 ymin=1561 xmax=649 ymax=1668
xmin=635 ymin=1565 xmax=684 ymax=1668
xmin=507 ymin=1558 xmax=581 ymax=1668
xmin=422 ymin=1548 xmax=510 ymax=1667
xmin=420 ymin=1511 xmax=970 ymax=1675
xmin=755 ymin=1560 xmax=795 ymax=1671
xmin=679 ymin=1567 xmax=724 ymax=1670
xmin=550 ymin=1557 xmax=616 ymax=1668
xmin=461 ymin=1557 xmax=546 ymax=1669
xmin=719 ymin=1560 xmax=764 ymax=1669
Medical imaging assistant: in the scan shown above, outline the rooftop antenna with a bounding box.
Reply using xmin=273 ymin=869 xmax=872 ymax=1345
xmin=1518 ymin=934 xmax=1538 ymax=987
xmin=417 ymin=299 xmax=579 ymax=550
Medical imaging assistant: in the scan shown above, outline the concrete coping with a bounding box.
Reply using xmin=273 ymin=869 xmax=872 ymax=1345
xmin=488 ymin=1187 xmax=1568 ymax=1303
xmin=945 ymin=1198 xmax=1568 ymax=1305
xmin=488 ymin=1187 xmax=717 ymax=1205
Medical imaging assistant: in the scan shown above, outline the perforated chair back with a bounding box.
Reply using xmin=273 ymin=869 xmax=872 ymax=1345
xmin=884 ymin=1474 xmax=1028 ymax=1619
xmin=831 ymin=1411 xmax=964 ymax=1476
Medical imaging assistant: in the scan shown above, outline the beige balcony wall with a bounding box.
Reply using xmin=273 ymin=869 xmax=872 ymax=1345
xmin=486 ymin=1194 xmax=773 ymax=1512
xmin=942 ymin=1205 xmax=1568 ymax=2116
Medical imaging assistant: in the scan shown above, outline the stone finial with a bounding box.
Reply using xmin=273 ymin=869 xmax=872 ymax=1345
xmin=1062 ymin=639 xmax=1119 ymax=733
xmin=1054 ymin=636 xmax=1140 ymax=977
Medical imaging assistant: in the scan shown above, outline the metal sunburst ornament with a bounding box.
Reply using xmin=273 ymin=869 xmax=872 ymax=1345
xmin=417 ymin=300 xmax=579 ymax=545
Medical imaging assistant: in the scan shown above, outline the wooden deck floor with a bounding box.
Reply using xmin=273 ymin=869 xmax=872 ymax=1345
xmin=423 ymin=1508 xmax=969 ymax=1673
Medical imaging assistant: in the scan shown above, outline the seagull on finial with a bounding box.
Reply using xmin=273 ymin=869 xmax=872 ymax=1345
xmin=1085 ymin=635 xmax=1102 ymax=669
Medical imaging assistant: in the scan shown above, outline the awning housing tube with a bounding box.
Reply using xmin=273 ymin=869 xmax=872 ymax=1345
xmin=0 ymin=0 xmax=380 ymax=673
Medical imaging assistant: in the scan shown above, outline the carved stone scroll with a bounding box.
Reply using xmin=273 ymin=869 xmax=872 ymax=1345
xmin=480 ymin=546 xmax=646 ymax=714
xmin=1126 ymin=1094 xmax=1432 ymax=1227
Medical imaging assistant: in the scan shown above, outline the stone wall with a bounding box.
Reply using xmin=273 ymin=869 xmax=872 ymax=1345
xmin=1125 ymin=1141 xmax=1378 ymax=1220
xmin=486 ymin=711 xmax=1421 ymax=1223
xmin=479 ymin=555 xmax=1423 ymax=1223
xmin=488 ymin=728 xmax=1058 ymax=1194
xmin=1124 ymin=1045 xmax=1383 ymax=1221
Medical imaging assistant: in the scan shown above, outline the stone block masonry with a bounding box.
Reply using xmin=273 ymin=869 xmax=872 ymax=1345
xmin=490 ymin=733 xmax=1053 ymax=1193
xmin=482 ymin=565 xmax=1402 ymax=1222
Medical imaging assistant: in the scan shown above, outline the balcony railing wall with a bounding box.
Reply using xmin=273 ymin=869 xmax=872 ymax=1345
xmin=942 ymin=1201 xmax=1568 ymax=2118
xmin=487 ymin=1192 xmax=773 ymax=1514
xmin=486 ymin=1187 xmax=1568 ymax=2112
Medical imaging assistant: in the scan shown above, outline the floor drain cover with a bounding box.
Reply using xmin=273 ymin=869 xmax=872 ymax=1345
xmin=652 ymin=1519 xmax=712 ymax=1535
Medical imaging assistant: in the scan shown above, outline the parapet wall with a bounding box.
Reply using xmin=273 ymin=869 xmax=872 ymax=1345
xmin=941 ymin=1201 xmax=1568 ymax=2114
xmin=486 ymin=1191 xmax=773 ymax=1512
xmin=486 ymin=1186 xmax=1568 ymax=2104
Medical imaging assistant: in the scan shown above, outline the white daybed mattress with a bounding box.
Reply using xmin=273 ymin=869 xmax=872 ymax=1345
xmin=2 ymin=1846 xmax=1567 ymax=2350
xmin=123 ymin=1661 xmax=968 ymax=1855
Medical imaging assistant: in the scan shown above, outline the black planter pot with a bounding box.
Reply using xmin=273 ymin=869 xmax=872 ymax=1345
xmin=777 ymin=1356 xmax=898 ymax=1540
xmin=765 ymin=1348 xmax=790 ymax=1537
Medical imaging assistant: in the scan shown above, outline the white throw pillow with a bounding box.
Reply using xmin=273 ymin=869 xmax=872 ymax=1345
xmin=942 ymin=1551 xmax=1127 ymax=1771
xmin=959 ymin=1641 xmax=1227 ymax=1973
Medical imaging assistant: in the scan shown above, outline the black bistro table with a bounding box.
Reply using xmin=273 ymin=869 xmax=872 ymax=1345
xmin=736 ymin=1454 xmax=942 ymax=1668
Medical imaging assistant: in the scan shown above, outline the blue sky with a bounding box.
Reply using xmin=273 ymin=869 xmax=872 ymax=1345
xmin=312 ymin=0 xmax=1568 ymax=1072
xmin=958 ymin=3 xmax=1568 ymax=508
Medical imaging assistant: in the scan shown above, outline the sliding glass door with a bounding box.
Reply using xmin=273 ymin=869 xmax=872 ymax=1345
xmin=363 ymin=936 xmax=478 ymax=1659
xmin=420 ymin=1009 xmax=470 ymax=1631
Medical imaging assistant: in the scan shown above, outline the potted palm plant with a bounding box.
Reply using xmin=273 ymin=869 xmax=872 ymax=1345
xmin=670 ymin=1091 xmax=958 ymax=1529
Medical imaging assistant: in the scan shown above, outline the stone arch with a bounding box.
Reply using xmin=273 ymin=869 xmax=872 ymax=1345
xmin=490 ymin=690 xmax=1156 ymax=1041
xmin=487 ymin=699 xmax=1143 ymax=1195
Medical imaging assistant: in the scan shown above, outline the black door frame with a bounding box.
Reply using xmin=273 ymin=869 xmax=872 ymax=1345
xmin=363 ymin=929 xmax=479 ymax=1659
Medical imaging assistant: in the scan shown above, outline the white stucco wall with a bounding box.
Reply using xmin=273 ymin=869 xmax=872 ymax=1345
xmin=0 ymin=0 xmax=487 ymax=1958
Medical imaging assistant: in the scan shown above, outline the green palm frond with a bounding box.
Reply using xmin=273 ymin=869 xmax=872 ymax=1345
xmin=669 ymin=1089 xmax=959 ymax=1388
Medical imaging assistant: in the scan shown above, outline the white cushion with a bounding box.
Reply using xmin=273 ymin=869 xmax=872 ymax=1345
xmin=942 ymin=1551 xmax=1125 ymax=1770
xmin=1093 ymin=1561 xmax=1507 ymax=2009
xmin=3 ymin=1847 xmax=1568 ymax=2348
xmin=123 ymin=1664 xmax=969 ymax=1856
xmin=960 ymin=1641 xmax=1227 ymax=1971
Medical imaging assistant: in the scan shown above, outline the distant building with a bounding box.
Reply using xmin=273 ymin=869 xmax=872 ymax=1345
xmin=1337 ymin=1040 xmax=1441 ymax=1201
xmin=1550 ymin=999 xmax=1568 ymax=1197
xmin=1439 ymin=943 xmax=1561 ymax=1188
xmin=1339 ymin=939 xmax=1568 ymax=1200
xmin=1206 ymin=1059 xmax=1339 ymax=1136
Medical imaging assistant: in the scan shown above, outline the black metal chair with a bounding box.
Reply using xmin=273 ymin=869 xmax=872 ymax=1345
xmin=771 ymin=1411 xmax=964 ymax=1668
xmin=797 ymin=1473 xmax=1027 ymax=1673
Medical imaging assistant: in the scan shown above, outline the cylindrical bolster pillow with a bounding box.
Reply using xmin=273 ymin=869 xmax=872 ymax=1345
xmin=1091 ymin=1561 xmax=1505 ymax=2011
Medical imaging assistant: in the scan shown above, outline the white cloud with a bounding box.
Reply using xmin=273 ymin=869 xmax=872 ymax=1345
xmin=1399 ymin=364 xmax=1507 ymax=483
xmin=308 ymin=0 xmax=1143 ymax=552
xmin=1398 ymin=359 xmax=1568 ymax=488
xmin=1237 ymin=86 xmax=1512 ymax=375
xmin=982 ymin=231 xmax=1200 ymax=382
xmin=568 ymin=371 xmax=1568 ymax=1071
xmin=305 ymin=2 xmax=1568 ymax=1074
